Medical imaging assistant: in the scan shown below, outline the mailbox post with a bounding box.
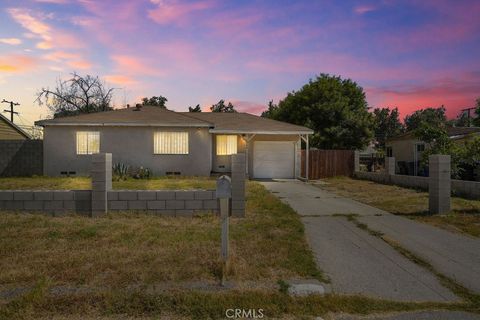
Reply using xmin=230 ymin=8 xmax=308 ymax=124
xmin=216 ymin=175 xmax=231 ymax=286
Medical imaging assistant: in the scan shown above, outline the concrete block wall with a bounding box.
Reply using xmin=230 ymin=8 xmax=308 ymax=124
xmin=0 ymin=152 xmax=245 ymax=217
xmin=0 ymin=140 xmax=43 ymax=177
xmin=107 ymin=190 xmax=217 ymax=217
xmin=0 ymin=190 xmax=91 ymax=215
xmin=354 ymin=171 xmax=479 ymax=199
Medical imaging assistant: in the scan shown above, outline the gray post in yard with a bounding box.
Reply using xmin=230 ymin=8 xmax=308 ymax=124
xmin=385 ymin=157 xmax=395 ymax=175
xmin=216 ymin=175 xmax=231 ymax=286
xmin=91 ymin=153 xmax=112 ymax=217
xmin=354 ymin=150 xmax=360 ymax=172
xmin=429 ymin=155 xmax=451 ymax=214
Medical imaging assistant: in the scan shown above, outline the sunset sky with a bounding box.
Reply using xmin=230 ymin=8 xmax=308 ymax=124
xmin=0 ymin=0 xmax=479 ymax=126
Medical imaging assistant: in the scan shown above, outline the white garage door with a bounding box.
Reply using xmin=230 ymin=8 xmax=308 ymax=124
xmin=253 ymin=141 xmax=295 ymax=179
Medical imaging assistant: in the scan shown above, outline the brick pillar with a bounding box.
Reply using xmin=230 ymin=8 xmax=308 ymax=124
xmin=231 ymin=153 xmax=246 ymax=217
xmin=429 ymin=155 xmax=451 ymax=214
xmin=385 ymin=157 xmax=395 ymax=175
xmin=354 ymin=150 xmax=360 ymax=172
xmin=91 ymin=153 xmax=112 ymax=217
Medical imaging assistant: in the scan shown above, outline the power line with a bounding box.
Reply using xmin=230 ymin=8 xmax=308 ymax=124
xmin=1 ymin=99 xmax=20 ymax=123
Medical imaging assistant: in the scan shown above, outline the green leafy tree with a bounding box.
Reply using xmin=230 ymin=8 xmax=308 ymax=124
xmin=210 ymin=99 xmax=236 ymax=112
xmin=414 ymin=123 xmax=463 ymax=178
xmin=461 ymin=136 xmax=480 ymax=166
xmin=455 ymin=111 xmax=472 ymax=127
xmin=188 ymin=104 xmax=202 ymax=112
xmin=141 ymin=96 xmax=167 ymax=108
xmin=265 ymin=74 xmax=373 ymax=149
xmin=474 ymin=98 xmax=480 ymax=126
xmin=404 ymin=106 xmax=447 ymax=131
xmin=35 ymin=72 xmax=114 ymax=118
xmin=372 ymin=107 xmax=405 ymax=149
xmin=261 ymin=100 xmax=278 ymax=118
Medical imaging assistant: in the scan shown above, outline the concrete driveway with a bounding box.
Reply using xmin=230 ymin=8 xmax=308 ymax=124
xmin=260 ymin=180 xmax=463 ymax=302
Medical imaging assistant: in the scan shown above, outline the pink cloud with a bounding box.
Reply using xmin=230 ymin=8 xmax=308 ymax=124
xmin=34 ymin=0 xmax=69 ymax=3
xmin=8 ymin=8 xmax=84 ymax=50
xmin=7 ymin=8 xmax=51 ymax=45
xmin=43 ymin=50 xmax=92 ymax=70
xmin=380 ymin=1 xmax=480 ymax=51
xmin=230 ymin=100 xmax=266 ymax=115
xmin=104 ymin=74 xmax=136 ymax=86
xmin=354 ymin=5 xmax=376 ymax=15
xmin=0 ymin=54 xmax=39 ymax=73
xmin=148 ymin=0 xmax=215 ymax=26
xmin=366 ymin=74 xmax=480 ymax=118
xmin=111 ymin=55 xmax=165 ymax=76
xmin=0 ymin=38 xmax=22 ymax=45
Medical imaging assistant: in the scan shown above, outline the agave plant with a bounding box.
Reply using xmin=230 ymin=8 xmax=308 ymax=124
xmin=113 ymin=163 xmax=130 ymax=181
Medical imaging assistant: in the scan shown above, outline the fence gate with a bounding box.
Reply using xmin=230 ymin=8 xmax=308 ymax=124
xmin=301 ymin=149 xmax=354 ymax=179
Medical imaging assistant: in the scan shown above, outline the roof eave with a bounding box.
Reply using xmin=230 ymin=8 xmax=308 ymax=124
xmin=35 ymin=122 xmax=211 ymax=128
xmin=209 ymin=129 xmax=314 ymax=134
xmin=0 ymin=114 xmax=31 ymax=139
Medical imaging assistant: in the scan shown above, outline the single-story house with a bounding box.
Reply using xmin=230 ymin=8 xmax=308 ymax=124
xmin=0 ymin=113 xmax=31 ymax=140
xmin=35 ymin=106 xmax=313 ymax=178
xmin=385 ymin=126 xmax=480 ymax=175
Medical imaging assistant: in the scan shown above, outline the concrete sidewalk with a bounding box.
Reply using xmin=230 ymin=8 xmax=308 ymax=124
xmin=260 ymin=180 xmax=459 ymax=302
xmin=358 ymin=214 xmax=480 ymax=294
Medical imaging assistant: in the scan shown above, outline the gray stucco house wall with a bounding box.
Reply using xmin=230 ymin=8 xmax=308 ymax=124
xmin=36 ymin=106 xmax=313 ymax=178
xmin=43 ymin=126 xmax=212 ymax=176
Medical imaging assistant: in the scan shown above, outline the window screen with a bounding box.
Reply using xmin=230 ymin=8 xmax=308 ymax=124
xmin=76 ymin=131 xmax=100 ymax=155
xmin=216 ymin=135 xmax=237 ymax=155
xmin=154 ymin=132 xmax=189 ymax=154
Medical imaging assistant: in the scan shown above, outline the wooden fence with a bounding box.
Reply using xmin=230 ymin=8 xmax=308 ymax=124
xmin=301 ymin=149 xmax=355 ymax=179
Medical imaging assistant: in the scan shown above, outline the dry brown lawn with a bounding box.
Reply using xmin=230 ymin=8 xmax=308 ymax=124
xmin=0 ymin=182 xmax=321 ymax=292
xmin=319 ymin=177 xmax=480 ymax=237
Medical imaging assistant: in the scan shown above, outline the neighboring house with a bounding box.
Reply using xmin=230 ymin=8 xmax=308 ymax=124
xmin=385 ymin=127 xmax=480 ymax=176
xmin=0 ymin=113 xmax=31 ymax=140
xmin=35 ymin=106 xmax=313 ymax=178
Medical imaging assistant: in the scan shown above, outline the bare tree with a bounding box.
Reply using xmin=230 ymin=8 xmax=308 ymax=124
xmin=36 ymin=72 xmax=115 ymax=118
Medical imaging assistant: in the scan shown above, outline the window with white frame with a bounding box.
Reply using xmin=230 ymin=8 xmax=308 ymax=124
xmin=76 ymin=131 xmax=100 ymax=155
xmin=216 ymin=135 xmax=237 ymax=155
xmin=154 ymin=132 xmax=189 ymax=154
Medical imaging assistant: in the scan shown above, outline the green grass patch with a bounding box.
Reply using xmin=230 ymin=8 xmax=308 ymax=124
xmin=0 ymin=176 xmax=216 ymax=190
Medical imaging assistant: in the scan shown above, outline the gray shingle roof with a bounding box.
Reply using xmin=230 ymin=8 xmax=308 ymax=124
xmin=35 ymin=106 xmax=313 ymax=134
xmin=35 ymin=106 xmax=211 ymax=127
xmin=179 ymin=112 xmax=313 ymax=133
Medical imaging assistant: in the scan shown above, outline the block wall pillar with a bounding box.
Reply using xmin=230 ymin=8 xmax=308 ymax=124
xmin=91 ymin=153 xmax=112 ymax=217
xmin=231 ymin=153 xmax=246 ymax=217
xmin=429 ymin=155 xmax=451 ymax=214
xmin=354 ymin=150 xmax=360 ymax=172
xmin=385 ymin=157 xmax=396 ymax=175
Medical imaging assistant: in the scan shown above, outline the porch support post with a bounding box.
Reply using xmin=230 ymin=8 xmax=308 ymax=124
xmin=242 ymin=134 xmax=255 ymax=178
xmin=306 ymin=134 xmax=309 ymax=181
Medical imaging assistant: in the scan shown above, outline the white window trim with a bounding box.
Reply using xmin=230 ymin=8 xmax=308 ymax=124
xmin=76 ymin=131 xmax=100 ymax=155
xmin=153 ymin=131 xmax=189 ymax=155
xmin=216 ymin=135 xmax=238 ymax=156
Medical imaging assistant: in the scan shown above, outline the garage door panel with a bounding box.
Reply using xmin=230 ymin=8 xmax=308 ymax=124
xmin=253 ymin=141 xmax=294 ymax=179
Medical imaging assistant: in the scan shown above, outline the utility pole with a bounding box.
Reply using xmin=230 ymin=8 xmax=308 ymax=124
xmin=1 ymin=99 xmax=20 ymax=123
xmin=460 ymin=107 xmax=476 ymax=127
